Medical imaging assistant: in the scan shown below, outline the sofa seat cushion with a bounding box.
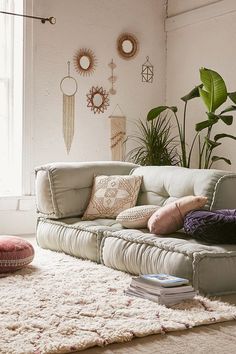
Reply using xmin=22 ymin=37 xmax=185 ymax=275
xmin=37 ymin=217 xmax=123 ymax=263
xmin=101 ymin=229 xmax=236 ymax=295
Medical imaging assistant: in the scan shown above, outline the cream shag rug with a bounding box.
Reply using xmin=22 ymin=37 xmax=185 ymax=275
xmin=1 ymin=246 xmax=236 ymax=354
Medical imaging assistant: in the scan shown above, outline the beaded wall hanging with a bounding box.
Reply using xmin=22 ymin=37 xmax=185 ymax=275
xmin=108 ymin=59 xmax=117 ymax=95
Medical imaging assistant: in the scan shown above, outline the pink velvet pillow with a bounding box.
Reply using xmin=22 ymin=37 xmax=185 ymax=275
xmin=0 ymin=236 xmax=34 ymax=273
xmin=147 ymin=196 xmax=208 ymax=235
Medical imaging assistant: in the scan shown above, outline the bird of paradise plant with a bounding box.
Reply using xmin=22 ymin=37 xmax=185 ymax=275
xmin=147 ymin=68 xmax=236 ymax=168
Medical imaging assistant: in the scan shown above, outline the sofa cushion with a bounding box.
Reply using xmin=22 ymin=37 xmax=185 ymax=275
xmin=36 ymin=217 xmax=123 ymax=263
xmin=116 ymin=205 xmax=159 ymax=228
xmin=184 ymin=209 xmax=236 ymax=244
xmin=148 ymin=196 xmax=207 ymax=235
xmin=131 ymin=165 xmax=236 ymax=210
xmin=35 ymin=161 xmax=138 ymax=219
xmin=82 ymin=175 xmax=142 ymax=220
xmin=101 ymin=229 xmax=236 ymax=295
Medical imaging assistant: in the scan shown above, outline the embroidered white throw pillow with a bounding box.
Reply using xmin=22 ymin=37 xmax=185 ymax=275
xmin=116 ymin=205 xmax=160 ymax=228
xmin=82 ymin=175 xmax=142 ymax=220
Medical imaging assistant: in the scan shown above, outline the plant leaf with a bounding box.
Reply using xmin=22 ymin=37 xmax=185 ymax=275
xmin=228 ymin=92 xmax=236 ymax=104
xmin=199 ymin=68 xmax=227 ymax=112
xmin=214 ymin=133 xmax=236 ymax=141
xmin=205 ymin=137 xmax=221 ymax=148
xmin=147 ymin=106 xmax=177 ymax=121
xmin=211 ymin=156 xmax=231 ymax=165
xmin=195 ymin=119 xmax=217 ymax=132
xmin=206 ymin=112 xmax=219 ymax=120
xmin=181 ymin=84 xmax=203 ymax=102
xmin=220 ymin=105 xmax=236 ymax=114
xmin=220 ymin=115 xmax=233 ymax=125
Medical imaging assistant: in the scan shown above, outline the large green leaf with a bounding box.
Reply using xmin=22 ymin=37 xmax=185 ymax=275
xmin=228 ymin=92 xmax=236 ymax=104
xmin=211 ymin=156 xmax=231 ymax=165
xmin=199 ymin=68 xmax=227 ymax=112
xmin=214 ymin=133 xmax=236 ymax=141
xmin=147 ymin=106 xmax=177 ymax=121
xmin=181 ymin=85 xmax=203 ymax=102
xmin=195 ymin=118 xmax=218 ymax=132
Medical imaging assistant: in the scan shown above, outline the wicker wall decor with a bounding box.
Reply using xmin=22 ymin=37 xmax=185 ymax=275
xmin=141 ymin=56 xmax=154 ymax=83
xmin=86 ymin=86 xmax=109 ymax=114
xmin=60 ymin=61 xmax=78 ymax=154
xmin=74 ymin=48 xmax=97 ymax=76
xmin=117 ymin=33 xmax=139 ymax=60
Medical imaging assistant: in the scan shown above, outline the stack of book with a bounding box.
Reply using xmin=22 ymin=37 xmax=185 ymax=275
xmin=125 ymin=273 xmax=197 ymax=306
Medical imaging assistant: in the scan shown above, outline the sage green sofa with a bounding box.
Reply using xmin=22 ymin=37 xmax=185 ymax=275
xmin=35 ymin=161 xmax=236 ymax=296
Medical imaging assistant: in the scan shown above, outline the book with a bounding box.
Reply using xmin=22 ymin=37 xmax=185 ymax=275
xmin=124 ymin=273 xmax=196 ymax=306
xmin=124 ymin=286 xmax=196 ymax=306
xmin=140 ymin=273 xmax=189 ymax=287
xmin=130 ymin=278 xmax=194 ymax=295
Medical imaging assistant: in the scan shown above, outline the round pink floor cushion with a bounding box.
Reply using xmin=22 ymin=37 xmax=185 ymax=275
xmin=0 ymin=236 xmax=34 ymax=273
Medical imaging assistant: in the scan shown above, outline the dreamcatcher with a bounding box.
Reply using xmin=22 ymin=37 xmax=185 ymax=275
xmin=60 ymin=61 xmax=78 ymax=154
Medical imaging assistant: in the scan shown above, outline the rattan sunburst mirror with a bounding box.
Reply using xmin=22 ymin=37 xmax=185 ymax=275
xmin=74 ymin=48 xmax=97 ymax=76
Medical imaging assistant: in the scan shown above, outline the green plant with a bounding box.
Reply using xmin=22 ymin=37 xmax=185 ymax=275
xmin=125 ymin=115 xmax=179 ymax=166
xmin=147 ymin=68 xmax=236 ymax=169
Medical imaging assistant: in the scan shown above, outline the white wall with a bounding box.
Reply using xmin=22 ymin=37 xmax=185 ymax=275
xmin=32 ymin=0 xmax=166 ymax=168
xmin=167 ymin=0 xmax=220 ymax=16
xmin=166 ymin=0 xmax=236 ymax=170
xmin=0 ymin=0 xmax=167 ymax=235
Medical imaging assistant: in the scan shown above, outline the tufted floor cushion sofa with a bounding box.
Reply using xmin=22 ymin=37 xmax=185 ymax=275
xmin=35 ymin=161 xmax=236 ymax=296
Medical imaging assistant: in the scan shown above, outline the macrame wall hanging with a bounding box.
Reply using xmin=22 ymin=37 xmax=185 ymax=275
xmin=60 ymin=61 xmax=78 ymax=154
xmin=108 ymin=59 xmax=117 ymax=95
xmin=141 ymin=56 xmax=154 ymax=83
xmin=109 ymin=105 xmax=126 ymax=161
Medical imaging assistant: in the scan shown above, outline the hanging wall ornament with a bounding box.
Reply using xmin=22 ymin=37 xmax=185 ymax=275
xmin=86 ymin=86 xmax=109 ymax=114
xmin=109 ymin=105 xmax=126 ymax=161
xmin=73 ymin=48 xmax=97 ymax=76
xmin=60 ymin=61 xmax=78 ymax=154
xmin=141 ymin=56 xmax=154 ymax=83
xmin=108 ymin=59 xmax=117 ymax=95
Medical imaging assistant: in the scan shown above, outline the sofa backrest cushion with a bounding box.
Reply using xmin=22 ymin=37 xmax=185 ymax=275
xmin=35 ymin=161 xmax=138 ymax=219
xmin=131 ymin=166 xmax=236 ymax=210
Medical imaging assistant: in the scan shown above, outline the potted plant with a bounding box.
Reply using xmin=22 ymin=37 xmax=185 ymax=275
xmin=126 ymin=114 xmax=179 ymax=166
xmin=147 ymin=68 xmax=236 ymax=168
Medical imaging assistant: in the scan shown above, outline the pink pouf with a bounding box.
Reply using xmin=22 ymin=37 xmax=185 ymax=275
xmin=0 ymin=236 xmax=34 ymax=273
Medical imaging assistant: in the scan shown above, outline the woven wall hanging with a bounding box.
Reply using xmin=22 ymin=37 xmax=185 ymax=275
xmin=141 ymin=56 xmax=154 ymax=83
xmin=60 ymin=61 xmax=78 ymax=154
xmin=109 ymin=105 xmax=126 ymax=161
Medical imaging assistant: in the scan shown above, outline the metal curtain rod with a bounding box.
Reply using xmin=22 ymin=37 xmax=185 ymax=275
xmin=0 ymin=10 xmax=56 ymax=24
